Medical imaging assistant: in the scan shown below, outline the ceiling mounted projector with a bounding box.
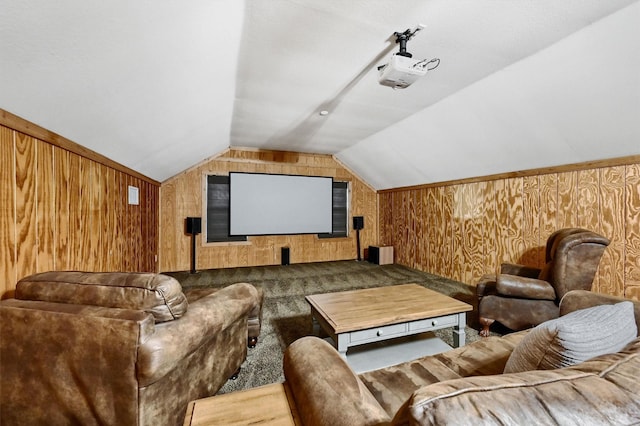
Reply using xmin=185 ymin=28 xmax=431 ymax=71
xmin=378 ymin=24 xmax=440 ymax=89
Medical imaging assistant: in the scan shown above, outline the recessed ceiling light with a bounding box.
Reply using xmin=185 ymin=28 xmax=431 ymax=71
xmin=319 ymin=110 xmax=329 ymax=116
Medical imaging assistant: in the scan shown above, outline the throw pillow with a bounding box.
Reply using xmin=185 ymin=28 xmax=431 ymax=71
xmin=504 ymin=301 xmax=637 ymax=373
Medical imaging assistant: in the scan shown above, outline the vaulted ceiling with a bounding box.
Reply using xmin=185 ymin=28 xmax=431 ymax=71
xmin=1 ymin=0 xmax=639 ymax=189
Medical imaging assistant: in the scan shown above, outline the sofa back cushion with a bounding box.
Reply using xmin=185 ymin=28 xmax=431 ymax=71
xmin=404 ymin=341 xmax=640 ymax=425
xmin=504 ymin=301 xmax=636 ymax=373
xmin=16 ymin=272 xmax=188 ymax=322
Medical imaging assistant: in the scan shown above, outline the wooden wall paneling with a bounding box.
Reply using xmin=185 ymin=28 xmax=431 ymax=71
xmin=379 ymin=157 xmax=638 ymax=298
xmin=88 ymin=161 xmax=101 ymax=270
xmin=67 ymin=153 xmax=82 ymax=270
xmin=103 ymin=166 xmax=115 ymax=271
xmin=577 ymin=168 xmax=601 ymax=289
xmin=36 ymin=140 xmax=55 ymax=272
xmin=378 ymin=193 xmax=389 ymax=246
xmin=557 ymin=171 xmax=578 ymax=229
xmin=392 ymin=192 xmax=402 ymax=264
xmin=451 ymin=185 xmax=465 ymax=283
xmin=132 ymin=177 xmax=143 ymax=271
xmin=468 ymin=182 xmax=484 ymax=283
xmin=14 ymin=133 xmax=37 ymax=280
xmin=402 ymin=191 xmax=411 ymax=267
xmin=82 ymin=158 xmax=94 ymax=270
xmin=538 ymin=173 xmax=558 ymax=265
xmin=1 ymin=128 xmax=16 ymax=295
xmin=482 ymin=180 xmax=498 ymax=275
xmin=54 ymin=148 xmax=71 ymax=270
xmin=408 ymin=190 xmax=418 ymax=269
xmin=625 ymin=164 xmax=640 ymax=293
xmin=1 ymin=118 xmax=159 ymax=291
xmin=506 ymin=178 xmax=525 ymax=265
xmin=493 ymin=179 xmax=509 ymax=267
xmin=441 ymin=186 xmax=455 ymax=278
xmin=143 ymin=181 xmax=153 ymax=271
xmin=425 ymin=188 xmax=436 ymax=273
xmin=597 ymin=166 xmax=625 ymax=296
xmin=432 ymin=187 xmax=444 ymax=277
xmin=120 ymin=174 xmax=131 ymax=271
xmin=521 ymin=175 xmax=540 ymax=267
xmin=577 ymin=169 xmax=601 ymax=231
xmin=418 ymin=188 xmax=428 ymax=270
xmin=113 ymin=170 xmax=125 ymax=271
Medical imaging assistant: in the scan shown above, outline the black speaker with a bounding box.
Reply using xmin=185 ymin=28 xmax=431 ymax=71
xmin=368 ymin=246 xmax=380 ymax=264
xmin=281 ymin=247 xmax=290 ymax=266
xmin=353 ymin=216 xmax=364 ymax=230
xmin=186 ymin=217 xmax=202 ymax=234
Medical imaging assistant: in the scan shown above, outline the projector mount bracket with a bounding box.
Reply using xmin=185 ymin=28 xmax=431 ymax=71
xmin=393 ymin=24 xmax=424 ymax=58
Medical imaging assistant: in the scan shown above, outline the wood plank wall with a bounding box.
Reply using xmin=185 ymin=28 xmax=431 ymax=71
xmin=379 ymin=157 xmax=640 ymax=300
xmin=159 ymin=148 xmax=377 ymax=272
xmin=1 ymin=111 xmax=159 ymax=298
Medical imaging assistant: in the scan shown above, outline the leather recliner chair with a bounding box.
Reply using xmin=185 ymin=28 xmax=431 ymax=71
xmin=477 ymin=228 xmax=610 ymax=337
xmin=0 ymin=271 xmax=263 ymax=426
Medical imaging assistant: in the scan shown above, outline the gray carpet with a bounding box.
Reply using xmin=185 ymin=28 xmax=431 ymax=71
xmin=167 ymin=260 xmax=503 ymax=394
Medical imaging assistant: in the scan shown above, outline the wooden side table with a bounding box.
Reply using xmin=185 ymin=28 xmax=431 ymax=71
xmin=183 ymin=383 xmax=300 ymax=426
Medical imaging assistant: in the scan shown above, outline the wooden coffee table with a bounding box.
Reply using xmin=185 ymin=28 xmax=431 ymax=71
xmin=305 ymin=283 xmax=472 ymax=359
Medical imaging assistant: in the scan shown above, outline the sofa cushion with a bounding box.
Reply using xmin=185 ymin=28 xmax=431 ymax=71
xmin=405 ymin=349 xmax=640 ymax=426
xmin=504 ymin=301 xmax=636 ymax=373
xmin=16 ymin=272 xmax=188 ymax=322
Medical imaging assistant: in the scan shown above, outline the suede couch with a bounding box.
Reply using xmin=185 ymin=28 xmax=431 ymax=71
xmin=283 ymin=290 xmax=640 ymax=425
xmin=0 ymin=271 xmax=263 ymax=426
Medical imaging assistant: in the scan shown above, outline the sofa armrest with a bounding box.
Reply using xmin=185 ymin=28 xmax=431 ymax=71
xmin=184 ymin=284 xmax=264 ymax=343
xmin=137 ymin=282 xmax=259 ymax=386
xmin=496 ymin=274 xmax=556 ymax=300
xmin=560 ymin=290 xmax=640 ymax=333
xmin=283 ymin=337 xmax=391 ymax=426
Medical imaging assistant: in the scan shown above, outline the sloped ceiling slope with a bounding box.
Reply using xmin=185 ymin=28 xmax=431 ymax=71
xmin=1 ymin=1 xmax=639 ymax=189
xmin=0 ymin=0 xmax=244 ymax=181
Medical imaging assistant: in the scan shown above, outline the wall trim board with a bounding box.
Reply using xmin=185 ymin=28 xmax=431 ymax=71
xmin=0 ymin=109 xmax=159 ymax=186
xmin=378 ymin=155 xmax=640 ymax=194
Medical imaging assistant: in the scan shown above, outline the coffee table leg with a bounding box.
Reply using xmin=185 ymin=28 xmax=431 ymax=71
xmin=336 ymin=334 xmax=349 ymax=360
xmin=311 ymin=314 xmax=320 ymax=336
xmin=453 ymin=312 xmax=466 ymax=347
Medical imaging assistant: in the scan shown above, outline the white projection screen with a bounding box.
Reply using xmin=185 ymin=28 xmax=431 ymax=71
xmin=229 ymin=172 xmax=333 ymax=235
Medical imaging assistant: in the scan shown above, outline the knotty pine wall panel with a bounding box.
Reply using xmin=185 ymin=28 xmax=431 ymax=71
xmin=1 ymin=122 xmax=159 ymax=298
xmin=379 ymin=159 xmax=640 ymax=300
xmin=0 ymin=127 xmax=16 ymax=293
xmin=159 ymin=149 xmax=378 ymax=272
xmin=626 ymin=164 xmax=640 ymax=297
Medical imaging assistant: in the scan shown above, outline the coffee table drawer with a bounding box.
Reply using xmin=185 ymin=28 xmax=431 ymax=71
xmin=409 ymin=314 xmax=458 ymax=332
xmin=350 ymin=323 xmax=407 ymax=343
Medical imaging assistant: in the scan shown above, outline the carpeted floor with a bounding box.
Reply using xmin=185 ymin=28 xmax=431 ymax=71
xmin=167 ymin=260 xmax=503 ymax=394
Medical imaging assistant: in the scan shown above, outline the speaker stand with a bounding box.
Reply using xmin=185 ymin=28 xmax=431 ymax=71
xmin=190 ymin=233 xmax=197 ymax=274
xmin=356 ymin=229 xmax=362 ymax=261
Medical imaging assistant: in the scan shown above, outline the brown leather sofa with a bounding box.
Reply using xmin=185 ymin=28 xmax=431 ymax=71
xmin=283 ymin=290 xmax=640 ymax=425
xmin=477 ymin=228 xmax=610 ymax=336
xmin=0 ymin=271 xmax=263 ymax=426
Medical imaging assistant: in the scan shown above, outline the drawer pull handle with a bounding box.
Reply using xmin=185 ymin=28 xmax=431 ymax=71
xmin=377 ymin=329 xmax=384 ymax=336
xmin=432 ymin=320 xmax=438 ymax=326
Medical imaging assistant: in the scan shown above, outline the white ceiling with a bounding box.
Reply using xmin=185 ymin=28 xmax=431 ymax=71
xmin=1 ymin=0 xmax=639 ymax=189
